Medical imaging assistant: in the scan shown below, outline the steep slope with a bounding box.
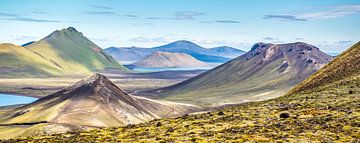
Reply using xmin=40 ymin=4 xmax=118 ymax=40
xmin=133 ymin=51 xmax=208 ymax=67
xmin=209 ymin=46 xmax=245 ymax=58
xmin=26 ymin=27 xmax=127 ymax=75
xmin=0 ymin=74 xmax=198 ymax=139
xmin=0 ymin=43 xmax=62 ymax=77
xmin=156 ymin=42 xmax=333 ymax=106
xmin=289 ymin=41 xmax=360 ymax=94
xmin=105 ymin=40 xmax=244 ymax=63
xmin=11 ymin=42 xmax=360 ymax=142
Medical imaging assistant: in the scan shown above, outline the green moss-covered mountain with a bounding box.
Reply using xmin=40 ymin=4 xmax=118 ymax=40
xmin=5 ymin=42 xmax=359 ymax=142
xmin=155 ymin=42 xmax=333 ymax=106
xmin=0 ymin=27 xmax=127 ymax=77
xmin=0 ymin=43 xmax=63 ymax=77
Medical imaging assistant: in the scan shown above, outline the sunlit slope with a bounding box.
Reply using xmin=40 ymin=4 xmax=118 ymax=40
xmin=26 ymin=27 xmax=127 ymax=75
xmin=157 ymin=42 xmax=333 ymax=106
xmin=8 ymin=42 xmax=360 ymax=142
xmin=0 ymin=43 xmax=62 ymax=77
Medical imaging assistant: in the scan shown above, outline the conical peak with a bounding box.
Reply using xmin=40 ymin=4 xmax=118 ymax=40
xmin=67 ymin=73 xmax=110 ymax=90
xmin=66 ymin=27 xmax=78 ymax=32
xmin=81 ymin=73 xmax=108 ymax=85
xmin=45 ymin=27 xmax=82 ymax=40
xmin=250 ymin=42 xmax=272 ymax=51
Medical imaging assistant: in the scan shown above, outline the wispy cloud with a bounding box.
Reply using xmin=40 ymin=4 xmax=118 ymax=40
xmin=336 ymin=40 xmax=353 ymax=44
xmin=262 ymin=37 xmax=284 ymax=43
xmin=11 ymin=35 xmax=37 ymax=41
xmin=316 ymin=40 xmax=356 ymax=53
xmin=298 ymin=5 xmax=360 ymax=20
xmin=145 ymin=17 xmax=163 ymax=20
xmin=215 ymin=20 xmax=241 ymax=23
xmin=129 ymin=37 xmax=170 ymax=43
xmin=84 ymin=11 xmax=115 ymax=15
xmin=173 ymin=11 xmax=205 ymax=20
xmin=144 ymin=11 xmax=205 ymax=21
xmin=264 ymin=4 xmax=360 ymax=21
xmin=0 ymin=12 xmax=59 ymax=22
xmin=200 ymin=21 xmax=213 ymax=23
xmin=263 ymin=15 xmax=307 ymax=21
xmin=132 ymin=23 xmax=156 ymax=27
xmin=123 ymin=14 xmax=138 ymax=18
xmin=5 ymin=17 xmax=60 ymax=22
xmin=88 ymin=4 xmax=112 ymax=10
xmin=0 ymin=12 xmax=18 ymax=17
xmin=263 ymin=37 xmax=275 ymax=40
xmin=32 ymin=9 xmax=48 ymax=15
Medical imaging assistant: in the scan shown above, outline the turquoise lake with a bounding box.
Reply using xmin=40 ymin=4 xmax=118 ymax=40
xmin=0 ymin=93 xmax=37 ymax=106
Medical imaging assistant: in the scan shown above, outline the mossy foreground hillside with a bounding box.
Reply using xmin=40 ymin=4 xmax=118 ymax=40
xmin=4 ymin=43 xmax=359 ymax=142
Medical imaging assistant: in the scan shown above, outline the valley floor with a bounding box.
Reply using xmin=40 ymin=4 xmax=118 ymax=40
xmin=0 ymin=70 xmax=204 ymax=98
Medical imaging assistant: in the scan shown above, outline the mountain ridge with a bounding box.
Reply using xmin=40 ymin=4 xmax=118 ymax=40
xmin=104 ymin=40 xmax=245 ymax=63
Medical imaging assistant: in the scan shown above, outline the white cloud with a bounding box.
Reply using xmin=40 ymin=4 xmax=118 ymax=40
xmin=299 ymin=4 xmax=360 ymax=20
xmin=128 ymin=37 xmax=170 ymax=43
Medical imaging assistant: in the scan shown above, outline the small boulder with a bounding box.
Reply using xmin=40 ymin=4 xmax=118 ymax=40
xmin=156 ymin=122 xmax=162 ymax=127
xmin=279 ymin=112 xmax=290 ymax=118
xmin=218 ymin=111 xmax=225 ymax=116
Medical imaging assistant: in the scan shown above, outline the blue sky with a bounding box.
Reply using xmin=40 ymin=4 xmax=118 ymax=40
xmin=0 ymin=0 xmax=359 ymax=52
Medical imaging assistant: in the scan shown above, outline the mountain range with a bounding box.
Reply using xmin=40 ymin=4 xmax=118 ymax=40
xmin=0 ymin=27 xmax=127 ymax=77
xmin=154 ymin=42 xmax=333 ymax=106
xmin=133 ymin=51 xmax=208 ymax=68
xmin=0 ymin=74 xmax=198 ymax=139
xmin=104 ymin=40 xmax=245 ymax=63
xmin=9 ymin=41 xmax=360 ymax=142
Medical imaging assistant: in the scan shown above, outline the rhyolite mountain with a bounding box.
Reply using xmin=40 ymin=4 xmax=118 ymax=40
xmin=0 ymin=74 xmax=198 ymax=139
xmin=13 ymin=42 xmax=360 ymax=142
xmin=24 ymin=27 xmax=127 ymax=75
xmin=104 ymin=40 xmax=245 ymax=63
xmin=155 ymin=42 xmax=333 ymax=106
xmin=133 ymin=51 xmax=208 ymax=67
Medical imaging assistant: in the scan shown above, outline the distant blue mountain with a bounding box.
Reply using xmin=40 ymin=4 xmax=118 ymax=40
xmin=209 ymin=46 xmax=245 ymax=58
xmin=104 ymin=40 xmax=245 ymax=63
xmin=105 ymin=46 xmax=152 ymax=62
